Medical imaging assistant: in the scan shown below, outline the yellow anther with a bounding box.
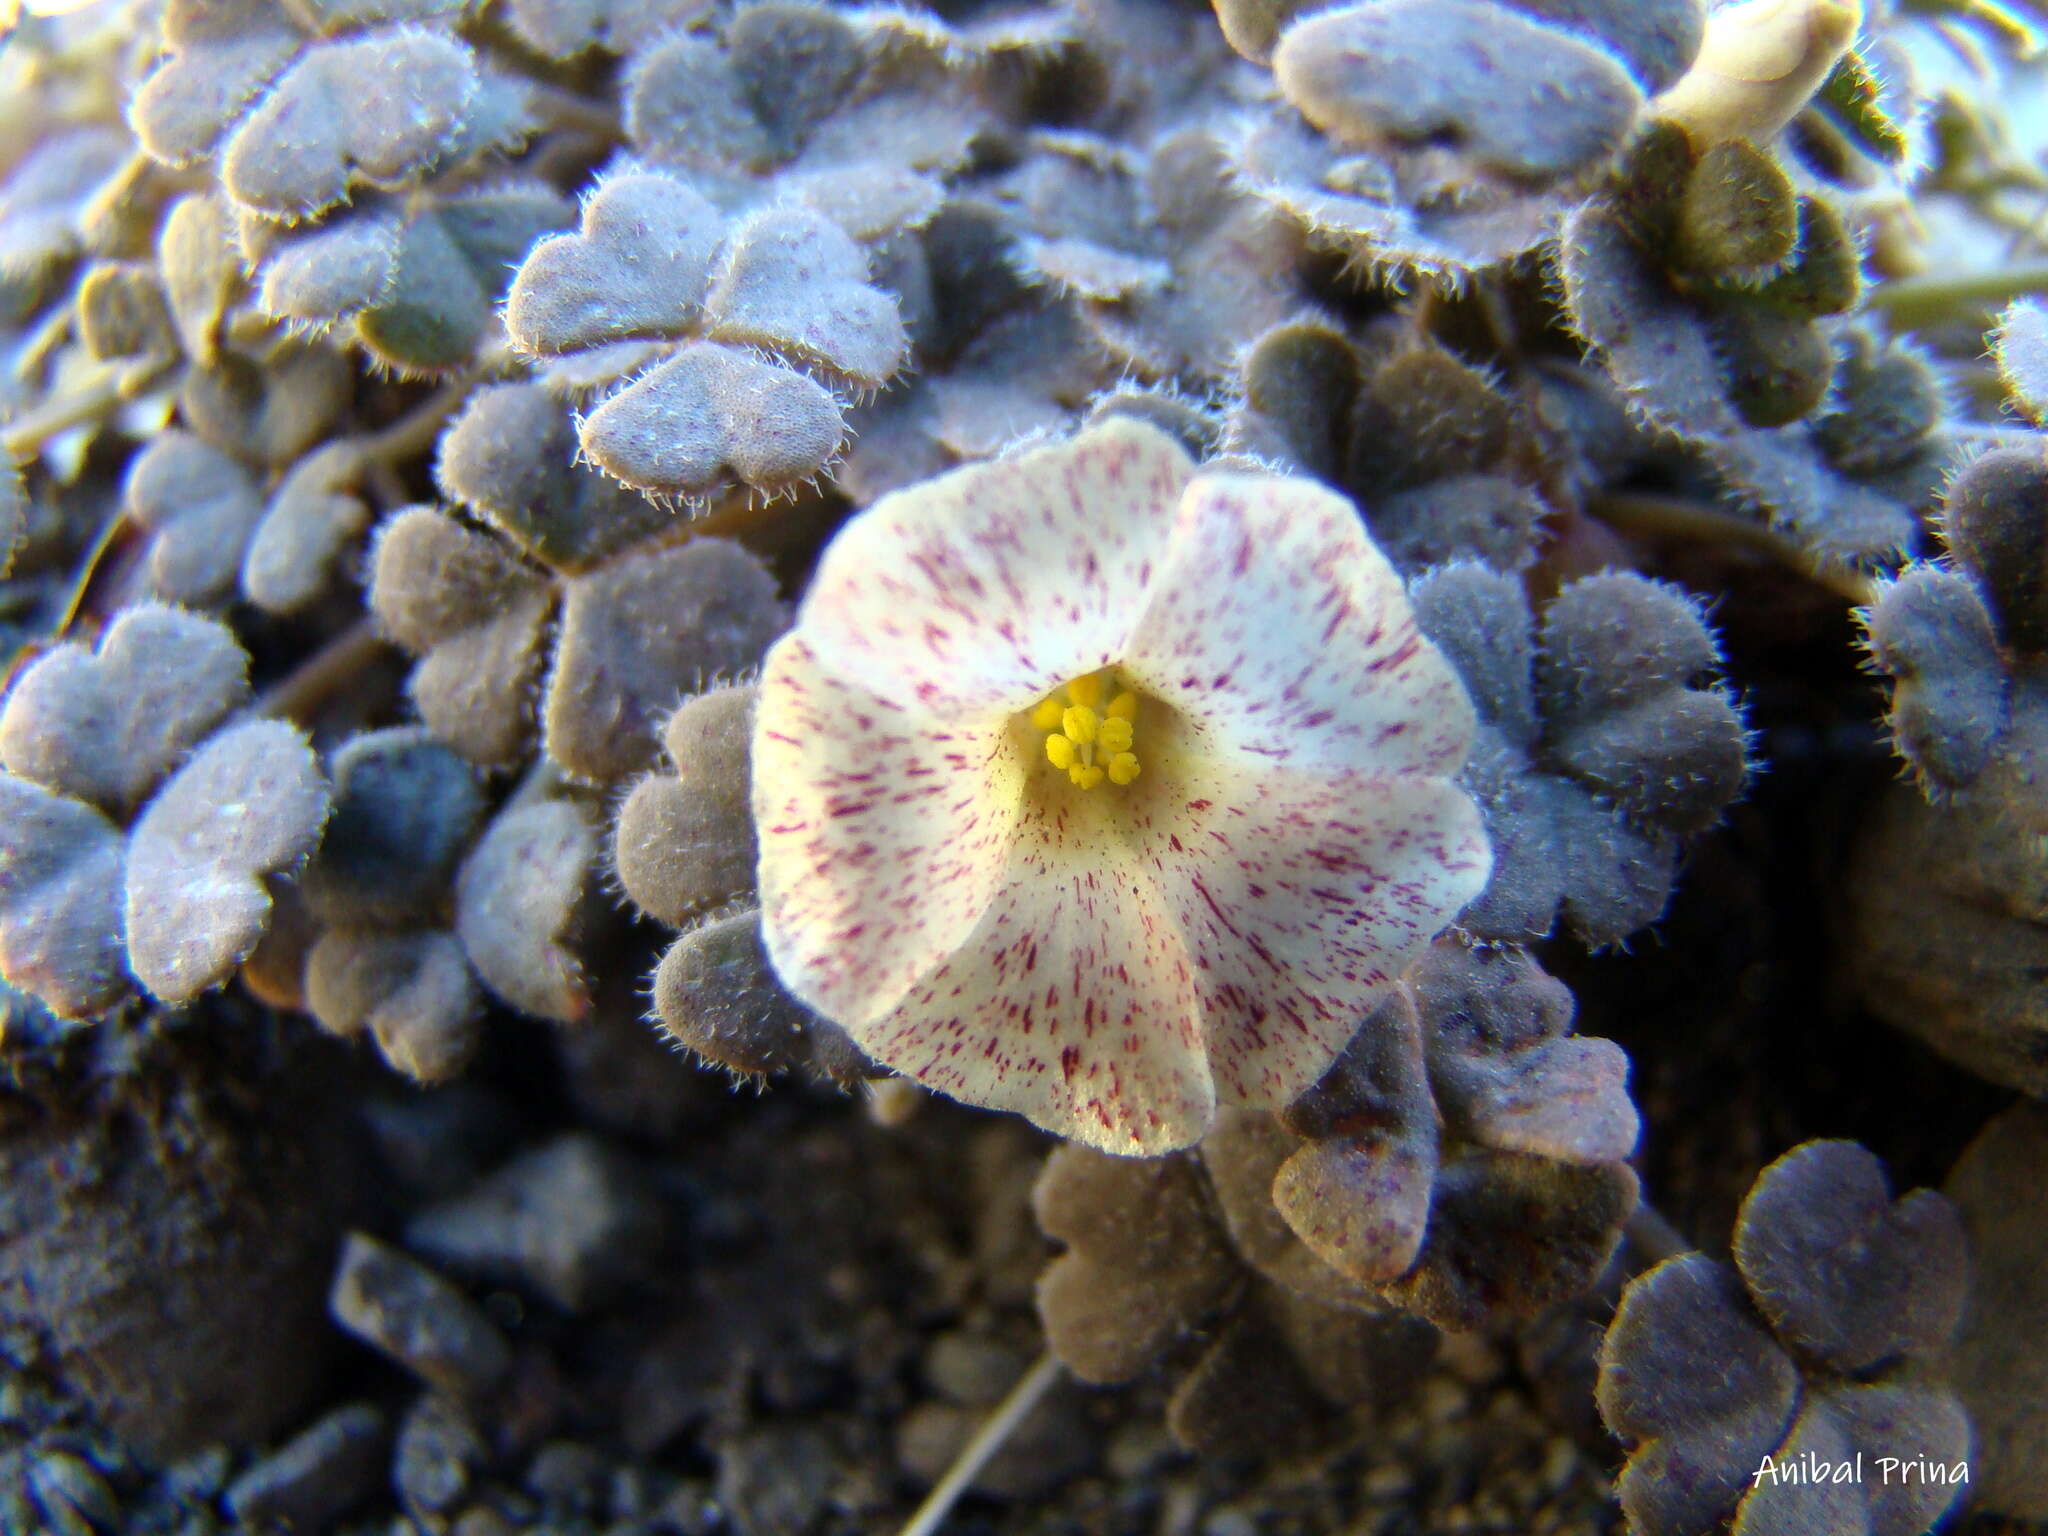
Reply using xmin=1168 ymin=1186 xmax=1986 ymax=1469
xmin=1097 ymin=715 xmax=1134 ymax=755
xmin=1062 ymin=705 xmax=1099 ymax=746
xmin=1067 ymin=672 xmax=1104 ymax=708
xmin=1045 ymin=734 xmax=1076 ymax=771
xmin=1031 ymin=695 xmax=1065 ymax=731
xmin=1072 ymin=763 xmax=1106 ymax=790
xmin=1107 ymin=752 xmax=1140 ymax=786
xmin=1106 ymin=691 xmax=1138 ymax=721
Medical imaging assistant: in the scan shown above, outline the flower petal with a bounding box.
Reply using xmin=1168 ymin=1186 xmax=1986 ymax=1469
xmin=1139 ymin=758 xmax=1491 ymax=1108
xmin=793 ymin=418 xmax=1197 ymax=718
xmin=1121 ymin=471 xmax=1476 ymax=776
xmin=754 ymin=635 xmax=1026 ymax=1029
xmin=856 ymin=820 xmax=1216 ymax=1155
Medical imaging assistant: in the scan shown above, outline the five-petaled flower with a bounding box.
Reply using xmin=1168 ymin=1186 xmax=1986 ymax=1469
xmin=753 ymin=418 xmax=1491 ymax=1153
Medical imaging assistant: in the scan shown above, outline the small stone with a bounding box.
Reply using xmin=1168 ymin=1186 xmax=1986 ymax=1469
xmin=922 ymin=1331 xmax=1028 ymax=1406
xmin=404 ymin=1135 xmax=675 ymax=1313
xmin=27 ymin=1450 xmax=118 ymax=1536
xmin=524 ymin=1440 xmax=608 ymax=1510
xmin=649 ymin=1479 xmax=721 ymax=1536
xmin=330 ymin=1233 xmax=513 ymax=1399
xmin=715 ymin=1425 xmax=837 ymax=1536
xmin=393 ymin=1395 xmax=490 ymax=1517
xmin=226 ymin=1403 xmax=388 ymax=1530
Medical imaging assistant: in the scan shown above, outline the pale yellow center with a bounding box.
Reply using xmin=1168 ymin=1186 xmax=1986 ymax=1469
xmin=1031 ymin=670 xmax=1141 ymax=790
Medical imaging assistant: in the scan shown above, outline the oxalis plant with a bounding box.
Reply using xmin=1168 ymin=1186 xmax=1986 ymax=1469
xmin=0 ymin=0 xmax=2044 ymax=1530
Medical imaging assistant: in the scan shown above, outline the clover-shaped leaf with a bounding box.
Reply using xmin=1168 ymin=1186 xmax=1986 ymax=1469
xmin=500 ymin=0 xmax=707 ymax=60
xmin=453 ymin=798 xmax=598 ymax=1023
xmin=1994 ymin=299 xmax=2048 ymax=424
xmin=704 ymin=206 xmax=907 ymax=388
xmin=260 ymin=185 xmax=568 ymax=373
xmin=581 ymin=341 xmax=848 ymax=501
xmin=544 ymin=539 xmax=782 ymax=783
xmin=652 ymin=906 xmax=867 ymax=1083
xmin=435 ymin=381 xmax=669 ymax=571
xmin=0 ymin=603 xmax=250 ymax=820
xmin=1601 ymin=1254 xmax=1802 ymax=1536
xmin=130 ymin=0 xmax=314 ymax=168
xmin=1275 ymin=0 xmax=1645 ymax=183
xmin=241 ymin=441 xmax=376 ymax=615
xmin=1733 ymin=1140 xmax=1968 ymax=1374
xmin=507 ymin=172 xmax=894 ymax=501
xmin=613 ymin=686 xmax=757 ymax=928
xmin=300 ymin=727 xmax=485 ymax=926
xmin=1032 ymin=1146 xmax=1240 ymax=1385
xmin=1860 ymin=564 xmax=2009 ymax=794
xmin=121 ymin=431 xmax=265 ymax=607
xmin=1600 ymin=1141 xmax=1972 ymax=1536
xmin=0 ymin=775 xmax=128 ymax=1018
xmin=126 ymin=719 xmax=329 ymax=1003
xmin=503 ymin=173 xmax=725 ymax=358
xmin=368 ymin=507 xmax=555 ymax=765
xmin=305 ymin=927 xmax=482 ymax=1082
xmin=220 ymin=27 xmax=485 ymax=220
xmin=1411 ymin=566 xmax=1747 ymax=946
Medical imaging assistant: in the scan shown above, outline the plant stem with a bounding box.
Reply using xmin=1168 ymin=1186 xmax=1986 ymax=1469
xmin=1586 ymin=491 xmax=1881 ymax=607
xmin=896 ymin=1354 xmax=1062 ymax=1536
xmin=254 ymin=618 xmax=394 ymax=724
xmin=1867 ymin=265 xmax=2048 ymax=330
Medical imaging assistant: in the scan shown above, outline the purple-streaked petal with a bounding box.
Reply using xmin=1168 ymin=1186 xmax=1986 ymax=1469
xmin=792 ymin=418 xmax=1197 ymax=720
xmin=1134 ymin=758 xmax=1490 ymax=1107
xmin=754 ymin=636 xmax=1026 ymax=1030
xmin=855 ymin=812 xmax=1215 ymax=1153
xmin=1121 ymin=471 xmax=1476 ymax=777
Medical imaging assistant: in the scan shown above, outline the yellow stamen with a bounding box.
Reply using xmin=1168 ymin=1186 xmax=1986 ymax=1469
xmin=1029 ymin=676 xmax=1142 ymax=790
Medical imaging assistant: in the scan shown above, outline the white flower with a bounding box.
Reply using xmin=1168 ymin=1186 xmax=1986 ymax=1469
xmin=753 ymin=418 xmax=1491 ymax=1153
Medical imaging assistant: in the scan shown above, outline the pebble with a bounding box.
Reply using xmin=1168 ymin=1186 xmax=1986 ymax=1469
xmin=393 ymin=1394 xmax=490 ymax=1516
xmin=921 ymin=1330 xmax=1027 ymax=1406
xmin=406 ymin=1135 xmax=674 ymax=1314
xmin=330 ymin=1233 xmax=512 ymax=1398
xmin=715 ymin=1425 xmax=837 ymax=1536
xmin=226 ymin=1402 xmax=388 ymax=1530
xmin=28 ymin=1448 xmax=120 ymax=1536
xmin=524 ymin=1439 xmax=608 ymax=1510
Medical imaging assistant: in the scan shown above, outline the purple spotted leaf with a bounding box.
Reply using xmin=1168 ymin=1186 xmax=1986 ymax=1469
xmin=125 ymin=719 xmax=331 ymax=1003
xmin=1412 ymin=941 xmax=1638 ymax=1163
xmin=1732 ymin=1140 xmax=1968 ymax=1374
xmin=1266 ymin=986 xmax=1438 ymax=1288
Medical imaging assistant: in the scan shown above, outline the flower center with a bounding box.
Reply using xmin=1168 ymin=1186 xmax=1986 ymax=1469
xmin=1030 ymin=670 xmax=1141 ymax=790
